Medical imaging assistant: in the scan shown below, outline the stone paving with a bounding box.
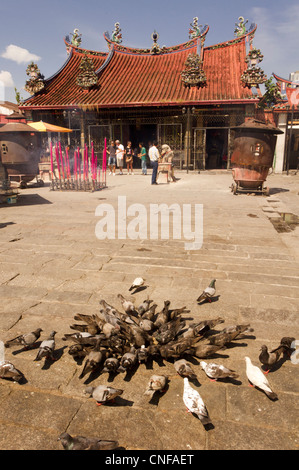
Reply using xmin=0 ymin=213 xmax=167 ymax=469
xmin=0 ymin=169 xmax=298 ymax=450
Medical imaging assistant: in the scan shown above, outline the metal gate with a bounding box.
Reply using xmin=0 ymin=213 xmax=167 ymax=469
xmin=193 ymin=127 xmax=233 ymax=169
xmin=88 ymin=124 xmax=112 ymax=164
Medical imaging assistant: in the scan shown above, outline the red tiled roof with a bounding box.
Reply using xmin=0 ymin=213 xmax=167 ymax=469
xmin=21 ymin=35 xmax=256 ymax=110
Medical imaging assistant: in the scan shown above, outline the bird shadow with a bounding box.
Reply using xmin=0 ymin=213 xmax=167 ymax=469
xmin=82 ymin=366 xmax=105 ymax=384
xmin=9 ymin=374 xmax=28 ymax=385
xmin=224 ymin=341 xmax=250 ymax=349
xmin=261 ymin=355 xmax=288 ymax=374
xmin=41 ymin=346 xmax=66 ymax=370
xmin=12 ymin=342 xmax=42 ymax=355
xmin=121 ymin=363 xmax=139 ymax=382
xmin=106 ymin=371 xmax=120 ymax=382
xmin=203 ymin=422 xmax=215 ymax=431
xmin=217 ymin=377 xmax=242 ymax=386
xmin=189 ymin=412 xmax=215 ymax=430
xmin=103 ymin=396 xmax=134 ymax=407
xmin=148 ymin=382 xmax=170 ymax=406
xmin=70 ymin=355 xmax=85 ymax=366
xmin=197 ymin=295 xmax=220 ymax=305
xmin=130 ymin=286 xmax=148 ymax=294
xmin=152 ymin=356 xmax=167 ymax=368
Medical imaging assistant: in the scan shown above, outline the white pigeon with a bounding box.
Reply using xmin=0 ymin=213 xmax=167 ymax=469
xmin=129 ymin=277 xmax=145 ymax=291
xmin=197 ymin=279 xmax=216 ymax=303
xmin=244 ymin=356 xmax=278 ymax=400
xmin=183 ymin=377 xmax=211 ymax=426
xmin=200 ymin=361 xmax=239 ymax=381
xmin=0 ymin=360 xmax=24 ymax=382
xmin=0 ymin=343 xmax=24 ymax=382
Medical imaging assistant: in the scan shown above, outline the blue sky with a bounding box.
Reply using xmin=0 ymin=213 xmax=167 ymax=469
xmin=1 ymin=0 xmax=299 ymax=104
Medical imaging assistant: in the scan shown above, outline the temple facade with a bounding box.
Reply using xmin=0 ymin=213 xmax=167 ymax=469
xmin=20 ymin=18 xmax=269 ymax=171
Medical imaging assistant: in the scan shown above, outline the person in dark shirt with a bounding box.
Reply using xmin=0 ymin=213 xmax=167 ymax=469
xmin=125 ymin=141 xmax=134 ymax=175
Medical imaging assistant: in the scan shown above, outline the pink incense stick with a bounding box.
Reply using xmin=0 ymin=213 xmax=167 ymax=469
xmin=50 ymin=142 xmax=54 ymax=175
xmin=58 ymin=142 xmax=65 ymax=179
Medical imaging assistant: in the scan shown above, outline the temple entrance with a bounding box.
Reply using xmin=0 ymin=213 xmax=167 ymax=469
xmin=193 ymin=127 xmax=230 ymax=170
xmin=128 ymin=124 xmax=156 ymax=151
xmin=205 ymin=128 xmax=228 ymax=169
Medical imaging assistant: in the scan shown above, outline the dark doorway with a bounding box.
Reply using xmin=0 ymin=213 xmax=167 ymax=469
xmin=128 ymin=124 xmax=156 ymax=166
xmin=205 ymin=129 xmax=228 ymax=169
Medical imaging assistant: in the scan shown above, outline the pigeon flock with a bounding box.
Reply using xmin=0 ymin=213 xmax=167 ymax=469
xmin=0 ymin=276 xmax=296 ymax=448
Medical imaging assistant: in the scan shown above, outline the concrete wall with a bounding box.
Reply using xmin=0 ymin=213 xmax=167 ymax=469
xmin=274 ymin=113 xmax=287 ymax=173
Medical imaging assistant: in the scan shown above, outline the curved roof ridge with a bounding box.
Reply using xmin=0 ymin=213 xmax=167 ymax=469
xmin=103 ymin=26 xmax=209 ymax=55
xmin=63 ymin=37 xmax=108 ymax=57
xmin=205 ymin=23 xmax=257 ymax=50
xmin=95 ymin=45 xmax=114 ymax=74
xmin=273 ymin=72 xmax=294 ymax=85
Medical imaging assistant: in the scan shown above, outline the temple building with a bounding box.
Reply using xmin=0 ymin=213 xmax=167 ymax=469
xmin=20 ymin=17 xmax=269 ymax=171
xmin=270 ymin=72 xmax=299 ymax=172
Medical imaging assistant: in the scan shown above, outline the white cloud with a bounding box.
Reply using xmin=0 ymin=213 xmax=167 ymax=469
xmin=250 ymin=6 xmax=299 ymax=79
xmin=0 ymin=70 xmax=14 ymax=87
xmin=1 ymin=44 xmax=41 ymax=64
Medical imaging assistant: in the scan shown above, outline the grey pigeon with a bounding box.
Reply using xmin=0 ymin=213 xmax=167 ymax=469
xmin=137 ymin=297 xmax=153 ymax=315
xmin=271 ymin=337 xmax=296 ymax=358
xmin=68 ymin=343 xmax=90 ymax=359
xmin=34 ymin=331 xmax=56 ymax=362
xmin=154 ymin=300 xmax=171 ymax=328
xmin=159 ymin=336 xmax=198 ymax=360
xmin=58 ymin=432 xmax=119 ymax=450
xmin=0 ymin=360 xmax=24 ymax=382
xmin=142 ymin=303 xmax=157 ymax=322
xmin=197 ymin=279 xmax=216 ymax=303
xmin=118 ymin=346 xmax=137 ymax=372
xmin=174 ymin=359 xmax=197 ymax=380
xmin=144 ymin=374 xmax=168 ymax=399
xmin=63 ymin=332 xmax=93 ymax=342
xmin=70 ymin=314 xmax=101 ymax=335
xmin=117 ymin=294 xmax=137 ymax=314
xmin=4 ymin=328 xmax=43 ymax=349
xmin=137 ymin=345 xmax=150 ymax=364
xmin=200 ymin=360 xmax=239 ymax=380
xmin=79 ymin=341 xmax=108 ymax=379
xmin=102 ymin=357 xmax=120 ymax=374
xmin=139 ymin=319 xmax=155 ymax=332
xmin=190 ymin=341 xmax=224 ymax=359
xmin=182 ymin=318 xmax=224 ymax=339
xmin=183 ymin=377 xmax=212 ymax=426
xmin=85 ymin=384 xmax=123 ymax=405
xmin=245 ymin=356 xmax=278 ymax=400
xmin=154 ymin=318 xmax=186 ymax=345
xmin=208 ymin=324 xmax=253 ymax=347
xmin=259 ymin=345 xmax=284 ymax=373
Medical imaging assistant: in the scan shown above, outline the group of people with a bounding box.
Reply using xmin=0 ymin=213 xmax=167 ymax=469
xmin=107 ymin=140 xmax=176 ymax=185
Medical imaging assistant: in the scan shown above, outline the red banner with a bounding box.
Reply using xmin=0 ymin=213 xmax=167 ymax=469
xmin=286 ymin=87 xmax=299 ymax=106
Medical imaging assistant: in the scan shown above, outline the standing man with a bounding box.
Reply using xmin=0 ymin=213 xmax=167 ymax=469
xmin=149 ymin=141 xmax=160 ymax=185
xmin=138 ymin=142 xmax=147 ymax=175
xmin=107 ymin=140 xmax=116 ymax=175
xmin=115 ymin=139 xmax=124 ymax=175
